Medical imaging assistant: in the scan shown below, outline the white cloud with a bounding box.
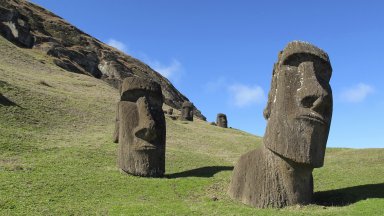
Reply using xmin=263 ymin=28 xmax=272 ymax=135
xmin=150 ymin=59 xmax=182 ymax=80
xmin=340 ymin=83 xmax=374 ymax=103
xmin=107 ymin=39 xmax=127 ymax=53
xmin=228 ymin=83 xmax=265 ymax=107
xmin=105 ymin=39 xmax=182 ymax=82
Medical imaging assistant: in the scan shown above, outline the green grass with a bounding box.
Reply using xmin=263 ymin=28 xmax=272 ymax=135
xmin=1 ymin=36 xmax=383 ymax=215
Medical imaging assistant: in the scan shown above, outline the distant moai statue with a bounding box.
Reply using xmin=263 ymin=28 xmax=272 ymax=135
xmin=168 ymin=108 xmax=173 ymax=115
xmin=229 ymin=41 xmax=333 ymax=208
xmin=117 ymin=77 xmax=166 ymax=177
xmin=216 ymin=113 xmax=228 ymax=128
xmin=180 ymin=101 xmax=193 ymax=121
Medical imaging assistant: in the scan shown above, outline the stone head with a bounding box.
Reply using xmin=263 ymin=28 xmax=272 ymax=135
xmin=181 ymin=101 xmax=193 ymax=121
xmin=168 ymin=108 xmax=173 ymax=115
xmin=263 ymin=41 xmax=333 ymax=168
xmin=118 ymin=77 xmax=166 ymax=176
xmin=216 ymin=113 xmax=228 ymax=128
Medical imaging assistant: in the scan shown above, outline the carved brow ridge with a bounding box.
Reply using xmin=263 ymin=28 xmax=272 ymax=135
xmin=281 ymin=53 xmax=331 ymax=68
xmin=121 ymin=89 xmax=163 ymax=103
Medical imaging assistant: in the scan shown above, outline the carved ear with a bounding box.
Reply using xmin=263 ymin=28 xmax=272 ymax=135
xmin=263 ymin=108 xmax=270 ymax=120
xmin=264 ymin=63 xmax=278 ymax=120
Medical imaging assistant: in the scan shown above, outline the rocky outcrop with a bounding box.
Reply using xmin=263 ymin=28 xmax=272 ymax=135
xmin=0 ymin=0 xmax=205 ymax=120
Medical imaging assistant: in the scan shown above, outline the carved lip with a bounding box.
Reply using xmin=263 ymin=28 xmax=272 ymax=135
xmin=133 ymin=139 xmax=158 ymax=151
xmin=297 ymin=113 xmax=328 ymax=125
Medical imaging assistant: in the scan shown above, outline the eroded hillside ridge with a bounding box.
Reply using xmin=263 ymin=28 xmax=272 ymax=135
xmin=0 ymin=0 xmax=206 ymax=120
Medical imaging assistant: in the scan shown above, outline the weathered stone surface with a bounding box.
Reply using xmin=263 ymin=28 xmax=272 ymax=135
xmin=229 ymin=41 xmax=333 ymax=208
xmin=216 ymin=113 xmax=228 ymax=128
xmin=118 ymin=77 xmax=166 ymax=177
xmin=180 ymin=101 xmax=193 ymax=121
xmin=0 ymin=0 xmax=206 ymax=120
xmin=113 ymin=102 xmax=119 ymax=143
xmin=264 ymin=41 xmax=333 ymax=167
xmin=0 ymin=6 xmax=34 ymax=48
xmin=167 ymin=108 xmax=173 ymax=115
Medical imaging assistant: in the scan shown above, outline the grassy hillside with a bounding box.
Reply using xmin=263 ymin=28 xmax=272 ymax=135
xmin=0 ymin=36 xmax=383 ymax=215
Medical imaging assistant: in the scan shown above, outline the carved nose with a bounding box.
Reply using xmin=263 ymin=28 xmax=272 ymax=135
xmin=300 ymin=94 xmax=331 ymax=114
xmin=134 ymin=97 xmax=157 ymax=142
xmin=297 ymin=62 xmax=331 ymax=115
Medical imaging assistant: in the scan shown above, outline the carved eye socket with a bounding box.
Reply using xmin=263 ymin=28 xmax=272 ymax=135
xmin=314 ymin=61 xmax=332 ymax=83
xmin=282 ymin=54 xmax=332 ymax=83
xmin=121 ymin=89 xmax=163 ymax=107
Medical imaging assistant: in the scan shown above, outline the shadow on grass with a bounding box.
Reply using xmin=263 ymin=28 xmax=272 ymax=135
xmin=314 ymin=183 xmax=384 ymax=206
xmin=166 ymin=166 xmax=233 ymax=178
xmin=0 ymin=93 xmax=19 ymax=106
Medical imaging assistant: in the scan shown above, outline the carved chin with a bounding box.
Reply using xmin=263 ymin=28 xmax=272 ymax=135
xmin=264 ymin=115 xmax=329 ymax=167
xmin=294 ymin=119 xmax=328 ymax=167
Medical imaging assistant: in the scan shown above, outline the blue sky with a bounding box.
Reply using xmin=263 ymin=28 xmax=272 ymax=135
xmin=30 ymin=0 xmax=384 ymax=148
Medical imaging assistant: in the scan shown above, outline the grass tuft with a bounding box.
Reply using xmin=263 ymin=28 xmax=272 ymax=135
xmin=38 ymin=80 xmax=53 ymax=87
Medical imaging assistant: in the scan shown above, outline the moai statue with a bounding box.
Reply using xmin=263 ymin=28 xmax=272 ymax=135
xmin=229 ymin=41 xmax=333 ymax=208
xmin=216 ymin=113 xmax=228 ymax=128
xmin=117 ymin=77 xmax=166 ymax=177
xmin=113 ymin=104 xmax=119 ymax=143
xmin=113 ymin=81 xmax=123 ymax=143
xmin=168 ymin=108 xmax=173 ymax=115
xmin=180 ymin=101 xmax=193 ymax=121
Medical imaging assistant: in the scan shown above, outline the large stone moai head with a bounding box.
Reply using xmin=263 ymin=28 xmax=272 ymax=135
xmin=263 ymin=41 xmax=333 ymax=167
xmin=216 ymin=113 xmax=228 ymax=128
xmin=180 ymin=101 xmax=193 ymax=121
xmin=118 ymin=77 xmax=166 ymax=177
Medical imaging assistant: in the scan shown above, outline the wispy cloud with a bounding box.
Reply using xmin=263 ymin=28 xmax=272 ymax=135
xmin=107 ymin=38 xmax=127 ymax=53
xmin=149 ymin=59 xmax=183 ymax=81
xmin=228 ymin=83 xmax=265 ymax=107
xmin=105 ymin=39 xmax=183 ymax=82
xmin=340 ymin=83 xmax=374 ymax=103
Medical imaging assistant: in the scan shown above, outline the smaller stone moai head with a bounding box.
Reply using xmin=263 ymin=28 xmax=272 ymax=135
xmin=180 ymin=101 xmax=193 ymax=121
xmin=216 ymin=113 xmax=228 ymax=128
xmin=168 ymin=108 xmax=173 ymax=115
xmin=118 ymin=77 xmax=166 ymax=177
xmin=263 ymin=41 xmax=333 ymax=168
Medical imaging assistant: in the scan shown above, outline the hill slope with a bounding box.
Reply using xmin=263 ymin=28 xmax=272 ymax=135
xmin=0 ymin=0 xmax=205 ymax=120
xmin=1 ymin=36 xmax=383 ymax=215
